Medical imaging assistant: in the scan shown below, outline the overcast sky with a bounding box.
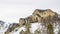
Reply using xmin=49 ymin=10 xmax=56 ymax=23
xmin=0 ymin=0 xmax=60 ymax=23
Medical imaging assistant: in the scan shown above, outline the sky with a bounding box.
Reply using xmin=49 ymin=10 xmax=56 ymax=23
xmin=0 ymin=0 xmax=60 ymax=23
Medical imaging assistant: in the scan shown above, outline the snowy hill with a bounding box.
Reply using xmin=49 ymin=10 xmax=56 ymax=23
xmin=0 ymin=22 xmax=59 ymax=34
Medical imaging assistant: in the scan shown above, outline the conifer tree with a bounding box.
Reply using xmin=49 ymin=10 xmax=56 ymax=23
xmin=20 ymin=30 xmax=24 ymax=34
xmin=47 ymin=24 xmax=54 ymax=34
xmin=34 ymin=29 xmax=41 ymax=34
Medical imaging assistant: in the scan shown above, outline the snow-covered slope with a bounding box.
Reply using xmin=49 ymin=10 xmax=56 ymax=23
xmin=0 ymin=22 xmax=59 ymax=34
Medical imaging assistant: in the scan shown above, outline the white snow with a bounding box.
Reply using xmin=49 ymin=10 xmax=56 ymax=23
xmin=0 ymin=22 xmax=59 ymax=34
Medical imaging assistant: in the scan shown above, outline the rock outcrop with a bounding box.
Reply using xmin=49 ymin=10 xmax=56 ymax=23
xmin=5 ymin=23 xmax=20 ymax=34
xmin=5 ymin=9 xmax=58 ymax=34
xmin=19 ymin=9 xmax=58 ymax=26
